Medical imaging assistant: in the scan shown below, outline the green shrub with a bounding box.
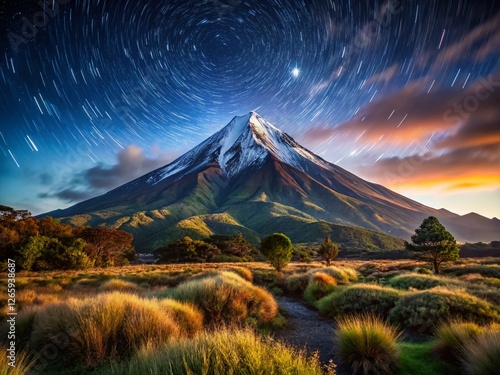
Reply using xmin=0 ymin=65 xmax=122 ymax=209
xmin=335 ymin=315 xmax=401 ymax=375
xmin=432 ymin=320 xmax=483 ymax=362
xmin=318 ymin=284 xmax=402 ymax=318
xmin=162 ymin=271 xmax=278 ymax=326
xmin=304 ymin=272 xmax=337 ymax=304
xmin=27 ymin=293 xmax=200 ymax=369
xmin=461 ymin=331 xmax=500 ymax=375
xmin=100 ymin=329 xmax=328 ymax=375
xmin=390 ymin=287 xmax=500 ymax=333
xmin=260 ymin=233 xmax=294 ymax=272
xmin=389 ymin=273 xmax=459 ymax=290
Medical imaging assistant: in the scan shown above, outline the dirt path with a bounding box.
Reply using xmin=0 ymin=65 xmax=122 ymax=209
xmin=273 ymin=296 xmax=336 ymax=365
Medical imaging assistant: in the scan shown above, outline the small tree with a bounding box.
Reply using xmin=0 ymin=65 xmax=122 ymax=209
xmin=319 ymin=236 xmax=339 ymax=265
xmin=260 ymin=233 xmax=293 ymax=272
xmin=406 ymin=216 xmax=459 ymax=274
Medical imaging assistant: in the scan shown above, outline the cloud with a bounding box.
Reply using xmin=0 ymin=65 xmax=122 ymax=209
xmin=364 ymin=64 xmax=399 ymax=85
xmin=41 ymin=145 xmax=178 ymax=204
xmin=432 ymin=13 xmax=500 ymax=69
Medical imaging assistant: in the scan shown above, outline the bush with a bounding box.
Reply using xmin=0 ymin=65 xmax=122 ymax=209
xmin=389 ymin=273 xmax=459 ymax=290
xmin=432 ymin=320 xmax=483 ymax=362
xmin=304 ymin=272 xmax=337 ymax=304
xmin=318 ymin=284 xmax=402 ymax=318
xmin=162 ymin=271 xmax=278 ymax=326
xmin=26 ymin=293 xmax=200 ymax=368
xmin=100 ymin=329 xmax=329 ymax=375
xmin=462 ymin=331 xmax=500 ymax=375
xmin=390 ymin=287 xmax=500 ymax=333
xmin=285 ymin=266 xmax=357 ymax=295
xmin=335 ymin=315 xmax=401 ymax=375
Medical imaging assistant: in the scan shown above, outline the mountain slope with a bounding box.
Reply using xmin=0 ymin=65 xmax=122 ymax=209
xmin=44 ymin=112 xmax=500 ymax=250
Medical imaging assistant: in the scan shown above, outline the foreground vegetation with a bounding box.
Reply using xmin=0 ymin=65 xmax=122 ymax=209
xmin=1 ymin=257 xmax=499 ymax=374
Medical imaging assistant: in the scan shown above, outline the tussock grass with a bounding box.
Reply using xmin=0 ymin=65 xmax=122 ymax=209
xmin=462 ymin=331 xmax=500 ymax=375
xmin=99 ymin=279 xmax=139 ymax=292
xmin=444 ymin=265 xmax=500 ymax=279
xmin=390 ymin=287 xmax=500 ymax=333
xmin=0 ymin=349 xmax=34 ymax=375
xmin=432 ymin=320 xmax=483 ymax=362
xmin=100 ymin=329 xmax=328 ymax=375
xmin=318 ymin=284 xmax=402 ymax=318
xmin=224 ymin=266 xmax=253 ymax=282
xmin=285 ymin=265 xmax=358 ymax=295
xmin=25 ymin=293 xmax=201 ymax=369
xmin=335 ymin=315 xmax=401 ymax=375
xmin=304 ymin=272 xmax=337 ymax=304
xmin=163 ymin=271 xmax=277 ymax=326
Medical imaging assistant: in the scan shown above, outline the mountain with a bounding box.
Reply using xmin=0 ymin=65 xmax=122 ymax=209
xmin=44 ymin=112 xmax=500 ymax=251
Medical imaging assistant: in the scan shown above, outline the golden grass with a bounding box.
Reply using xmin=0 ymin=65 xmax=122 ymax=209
xmin=335 ymin=315 xmax=401 ymax=375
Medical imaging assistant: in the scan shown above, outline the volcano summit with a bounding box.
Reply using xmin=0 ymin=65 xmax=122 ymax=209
xmin=45 ymin=112 xmax=500 ymax=251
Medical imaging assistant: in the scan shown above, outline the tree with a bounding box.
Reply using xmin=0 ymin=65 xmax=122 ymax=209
xmin=405 ymin=216 xmax=459 ymax=274
xmin=319 ymin=236 xmax=339 ymax=265
xmin=260 ymin=233 xmax=293 ymax=272
xmin=206 ymin=232 xmax=255 ymax=259
xmin=155 ymin=237 xmax=220 ymax=263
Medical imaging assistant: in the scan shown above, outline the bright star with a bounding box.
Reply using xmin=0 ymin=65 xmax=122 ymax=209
xmin=292 ymin=68 xmax=300 ymax=77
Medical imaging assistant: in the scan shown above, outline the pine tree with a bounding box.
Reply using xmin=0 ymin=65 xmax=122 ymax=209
xmin=405 ymin=216 xmax=459 ymax=274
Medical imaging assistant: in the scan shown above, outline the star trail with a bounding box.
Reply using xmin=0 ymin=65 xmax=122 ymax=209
xmin=0 ymin=0 xmax=499 ymax=217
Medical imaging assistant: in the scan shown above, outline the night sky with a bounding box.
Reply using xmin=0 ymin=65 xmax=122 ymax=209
xmin=0 ymin=0 xmax=499 ymax=218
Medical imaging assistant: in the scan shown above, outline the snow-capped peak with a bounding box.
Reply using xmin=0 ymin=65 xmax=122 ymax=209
xmin=147 ymin=112 xmax=333 ymax=184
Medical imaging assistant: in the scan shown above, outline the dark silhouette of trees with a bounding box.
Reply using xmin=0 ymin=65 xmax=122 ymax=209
xmin=155 ymin=236 xmax=220 ymax=263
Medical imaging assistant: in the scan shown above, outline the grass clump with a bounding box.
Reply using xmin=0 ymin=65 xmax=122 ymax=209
xmin=335 ymin=315 xmax=401 ymax=375
xmin=390 ymin=287 xmax=500 ymax=333
xmin=432 ymin=320 xmax=483 ymax=362
xmin=26 ymin=293 xmax=201 ymax=369
xmin=224 ymin=266 xmax=253 ymax=282
xmin=0 ymin=349 xmax=34 ymax=375
xmin=99 ymin=279 xmax=139 ymax=292
xmin=320 ymin=266 xmax=358 ymax=283
xmin=285 ymin=272 xmax=311 ymax=295
xmin=444 ymin=265 xmax=500 ymax=279
xmin=461 ymin=331 xmax=500 ymax=375
xmin=318 ymin=284 xmax=402 ymax=318
xmin=162 ymin=271 xmax=278 ymax=326
xmin=100 ymin=329 xmax=329 ymax=375
xmin=304 ymin=272 xmax=337 ymax=305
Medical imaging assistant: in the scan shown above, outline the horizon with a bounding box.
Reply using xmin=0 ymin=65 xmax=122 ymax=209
xmin=1 ymin=1 xmax=499 ymax=219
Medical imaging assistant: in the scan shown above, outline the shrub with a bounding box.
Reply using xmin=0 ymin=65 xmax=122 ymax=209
xmin=260 ymin=233 xmax=293 ymax=272
xmin=335 ymin=315 xmax=401 ymax=375
xmin=319 ymin=236 xmax=339 ymax=265
xmin=318 ymin=284 xmax=402 ymax=318
xmin=389 ymin=273 xmax=459 ymax=290
xmin=162 ymin=271 xmax=278 ymax=325
xmin=432 ymin=320 xmax=483 ymax=362
xmin=27 ymin=293 xmax=200 ymax=369
xmin=443 ymin=265 xmax=500 ymax=279
xmin=99 ymin=279 xmax=139 ymax=292
xmin=304 ymin=272 xmax=337 ymax=304
xmin=100 ymin=329 xmax=329 ymax=375
xmin=461 ymin=331 xmax=500 ymax=375
xmin=390 ymin=287 xmax=500 ymax=333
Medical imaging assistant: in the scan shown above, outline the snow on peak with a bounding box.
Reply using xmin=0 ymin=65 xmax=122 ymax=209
xmin=147 ymin=112 xmax=333 ymax=184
